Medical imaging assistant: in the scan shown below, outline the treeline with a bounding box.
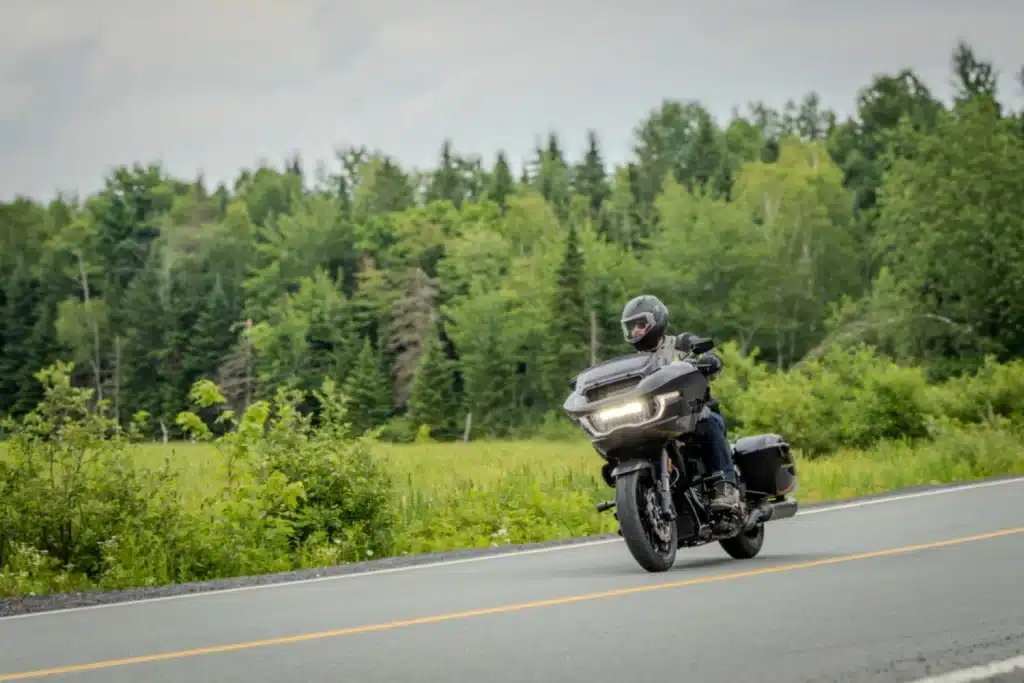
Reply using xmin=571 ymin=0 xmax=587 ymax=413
xmin=1 ymin=40 xmax=1023 ymax=442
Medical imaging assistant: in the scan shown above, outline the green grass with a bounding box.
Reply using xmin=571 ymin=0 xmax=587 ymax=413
xmin=8 ymin=425 xmax=1024 ymax=523
xmin=2 ymin=425 xmax=1022 ymax=597
xmin=127 ymin=427 xmax=1024 ymax=539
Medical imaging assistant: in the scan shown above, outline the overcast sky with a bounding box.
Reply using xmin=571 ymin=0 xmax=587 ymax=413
xmin=1 ymin=0 xmax=1021 ymax=202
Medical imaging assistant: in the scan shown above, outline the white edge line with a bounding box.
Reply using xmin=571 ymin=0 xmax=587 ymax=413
xmin=904 ymin=654 xmax=1024 ymax=682
xmin=793 ymin=476 xmax=1024 ymax=515
xmin=1 ymin=476 xmax=1021 ymax=622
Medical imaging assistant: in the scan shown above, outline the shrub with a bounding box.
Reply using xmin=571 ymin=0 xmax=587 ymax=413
xmin=930 ymin=356 xmax=1024 ymax=427
xmin=0 ymin=361 xmax=158 ymax=593
xmin=174 ymin=377 xmax=399 ymax=565
xmin=727 ymin=344 xmax=934 ymax=456
xmin=0 ymin=362 xmax=398 ymax=596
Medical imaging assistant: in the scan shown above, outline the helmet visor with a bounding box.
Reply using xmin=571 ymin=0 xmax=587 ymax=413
xmin=621 ymin=312 xmax=655 ymax=343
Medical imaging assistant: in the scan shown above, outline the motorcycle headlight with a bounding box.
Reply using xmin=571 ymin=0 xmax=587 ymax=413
xmin=594 ymin=401 xmax=645 ymax=422
xmin=584 ymin=392 xmax=680 ymax=435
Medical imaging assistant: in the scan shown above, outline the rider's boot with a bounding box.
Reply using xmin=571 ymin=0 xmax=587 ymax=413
xmin=710 ymin=479 xmax=741 ymax=516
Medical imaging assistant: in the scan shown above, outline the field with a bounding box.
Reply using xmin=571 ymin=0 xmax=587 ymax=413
xmin=128 ymin=429 xmax=1024 ymax=555
xmin=3 ymin=419 xmax=1024 ymax=599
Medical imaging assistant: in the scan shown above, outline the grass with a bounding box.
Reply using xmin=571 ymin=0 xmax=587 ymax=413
xmin=2 ymin=425 xmax=1022 ymax=597
xmin=127 ymin=426 xmax=1024 ymax=541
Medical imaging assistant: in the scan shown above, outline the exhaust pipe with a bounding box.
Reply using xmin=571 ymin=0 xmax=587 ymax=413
xmin=743 ymin=498 xmax=798 ymax=531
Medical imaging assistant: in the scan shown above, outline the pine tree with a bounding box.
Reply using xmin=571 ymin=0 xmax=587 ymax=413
xmin=187 ymin=272 xmax=243 ymax=388
xmin=342 ymin=337 xmax=393 ymax=435
xmin=486 ymin=151 xmax=515 ymax=209
xmin=573 ymin=130 xmax=610 ymax=214
xmin=589 ymin=277 xmax=624 ymax=362
xmin=543 ymin=224 xmax=589 ymax=404
xmin=0 ymin=261 xmax=48 ymax=415
xmin=120 ymin=250 xmax=173 ymax=424
xmin=406 ymin=317 xmax=457 ymax=438
xmin=533 ymin=132 xmax=572 ymax=214
xmin=425 ymin=139 xmax=464 ymax=207
xmin=351 ymin=254 xmax=396 ymax=350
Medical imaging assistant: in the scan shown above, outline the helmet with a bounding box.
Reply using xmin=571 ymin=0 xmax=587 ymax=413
xmin=620 ymin=294 xmax=668 ymax=351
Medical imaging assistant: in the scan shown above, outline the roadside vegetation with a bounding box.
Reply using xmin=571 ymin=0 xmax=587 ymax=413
xmin=2 ymin=346 xmax=1022 ymax=598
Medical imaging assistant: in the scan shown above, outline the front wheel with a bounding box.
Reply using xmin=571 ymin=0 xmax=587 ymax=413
xmin=719 ymin=522 xmax=764 ymax=559
xmin=615 ymin=468 xmax=677 ymax=572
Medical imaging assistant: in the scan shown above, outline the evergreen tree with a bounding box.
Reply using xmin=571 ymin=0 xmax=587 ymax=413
xmin=425 ymin=139 xmax=464 ymax=207
xmin=120 ymin=249 xmax=174 ymax=424
xmin=406 ymin=316 xmax=457 ymax=438
xmin=542 ymin=224 xmax=589 ymax=404
xmin=186 ymin=272 xmax=244 ymax=388
xmin=533 ymin=132 xmax=572 ymax=211
xmin=350 ymin=255 xmax=396 ymax=350
xmin=486 ymin=151 xmax=515 ymax=209
xmin=342 ymin=337 xmax=393 ymax=435
xmin=573 ymin=130 xmax=610 ymax=215
xmin=0 ymin=262 xmax=46 ymax=415
xmin=589 ymin=276 xmax=624 ymax=363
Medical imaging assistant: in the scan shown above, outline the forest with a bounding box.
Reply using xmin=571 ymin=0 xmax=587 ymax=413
xmin=2 ymin=40 xmax=1023 ymax=443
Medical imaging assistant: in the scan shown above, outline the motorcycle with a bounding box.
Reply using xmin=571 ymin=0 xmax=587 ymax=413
xmin=562 ymin=336 xmax=799 ymax=572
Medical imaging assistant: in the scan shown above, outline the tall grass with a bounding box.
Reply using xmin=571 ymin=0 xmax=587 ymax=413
xmin=124 ymin=425 xmax=1024 ymax=555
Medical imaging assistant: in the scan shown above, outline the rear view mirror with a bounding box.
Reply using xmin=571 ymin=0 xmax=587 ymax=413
xmin=691 ymin=337 xmax=715 ymax=355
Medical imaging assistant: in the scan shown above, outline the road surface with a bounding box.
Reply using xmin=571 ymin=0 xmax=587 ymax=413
xmin=2 ymin=477 xmax=1023 ymax=683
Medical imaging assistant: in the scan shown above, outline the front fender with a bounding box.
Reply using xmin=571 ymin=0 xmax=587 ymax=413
xmin=610 ymin=459 xmax=655 ymax=480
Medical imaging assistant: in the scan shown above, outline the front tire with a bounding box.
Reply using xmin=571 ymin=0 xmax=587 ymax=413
xmin=719 ymin=522 xmax=764 ymax=559
xmin=615 ymin=469 xmax=677 ymax=572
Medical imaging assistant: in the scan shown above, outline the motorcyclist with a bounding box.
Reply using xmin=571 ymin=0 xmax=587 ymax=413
xmin=619 ymin=294 xmax=742 ymax=517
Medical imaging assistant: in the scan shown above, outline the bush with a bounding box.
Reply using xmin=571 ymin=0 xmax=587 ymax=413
xmin=930 ymin=356 xmax=1024 ymax=427
xmin=727 ymin=344 xmax=935 ymax=457
xmin=0 ymin=361 xmax=160 ymax=593
xmin=0 ymin=362 xmax=398 ymax=597
xmin=172 ymin=377 xmax=399 ymax=566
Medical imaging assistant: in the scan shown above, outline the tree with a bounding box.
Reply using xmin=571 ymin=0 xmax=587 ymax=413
xmin=342 ymin=337 xmax=393 ymax=434
xmin=0 ymin=262 xmax=48 ymax=414
xmin=486 ymin=151 xmax=515 ymax=209
xmin=573 ymin=130 xmax=610 ymax=215
xmin=542 ymin=224 xmax=589 ymax=404
xmin=870 ymin=98 xmax=1024 ymax=371
xmin=406 ymin=316 xmax=457 ymax=438
xmin=425 ymin=139 xmax=465 ymax=208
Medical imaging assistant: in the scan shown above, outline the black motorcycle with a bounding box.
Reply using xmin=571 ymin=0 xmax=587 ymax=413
xmin=563 ymin=336 xmax=799 ymax=572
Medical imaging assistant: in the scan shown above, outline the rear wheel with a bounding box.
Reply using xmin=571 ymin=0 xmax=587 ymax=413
xmin=719 ymin=522 xmax=764 ymax=559
xmin=615 ymin=468 xmax=677 ymax=572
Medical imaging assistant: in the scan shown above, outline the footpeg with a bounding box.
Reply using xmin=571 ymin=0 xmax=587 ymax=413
xmin=596 ymin=500 xmax=616 ymax=512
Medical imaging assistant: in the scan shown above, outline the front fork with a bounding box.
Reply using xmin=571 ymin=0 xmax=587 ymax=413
xmin=657 ymin=448 xmax=677 ymax=521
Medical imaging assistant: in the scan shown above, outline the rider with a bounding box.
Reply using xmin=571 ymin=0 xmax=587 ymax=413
xmin=619 ymin=294 xmax=742 ymax=517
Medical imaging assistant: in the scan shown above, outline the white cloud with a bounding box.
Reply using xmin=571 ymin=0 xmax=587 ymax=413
xmin=0 ymin=0 xmax=1021 ymax=201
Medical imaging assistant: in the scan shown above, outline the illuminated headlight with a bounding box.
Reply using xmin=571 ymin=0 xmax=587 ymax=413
xmin=584 ymin=392 xmax=680 ymax=435
xmin=595 ymin=401 xmax=645 ymax=422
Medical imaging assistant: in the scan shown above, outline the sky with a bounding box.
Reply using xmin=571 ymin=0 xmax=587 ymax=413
xmin=1 ymin=0 xmax=1022 ymax=202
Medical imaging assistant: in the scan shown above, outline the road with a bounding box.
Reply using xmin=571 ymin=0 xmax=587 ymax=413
xmin=1 ymin=477 xmax=1023 ymax=683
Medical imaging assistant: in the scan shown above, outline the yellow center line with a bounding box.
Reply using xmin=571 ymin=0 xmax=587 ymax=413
xmin=2 ymin=525 xmax=1023 ymax=681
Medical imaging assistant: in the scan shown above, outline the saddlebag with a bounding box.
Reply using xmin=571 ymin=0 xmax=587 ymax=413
xmin=732 ymin=433 xmax=797 ymax=497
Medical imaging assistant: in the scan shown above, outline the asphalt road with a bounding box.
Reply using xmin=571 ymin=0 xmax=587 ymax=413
xmin=2 ymin=477 xmax=1023 ymax=683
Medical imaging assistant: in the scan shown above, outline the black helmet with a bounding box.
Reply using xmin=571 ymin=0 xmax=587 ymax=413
xmin=620 ymin=294 xmax=668 ymax=351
